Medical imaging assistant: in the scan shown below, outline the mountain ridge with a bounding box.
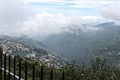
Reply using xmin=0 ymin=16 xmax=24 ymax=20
xmin=0 ymin=35 xmax=65 ymax=67
xmin=43 ymin=22 xmax=120 ymax=65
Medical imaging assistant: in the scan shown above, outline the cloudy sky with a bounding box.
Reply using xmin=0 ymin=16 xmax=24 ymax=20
xmin=0 ymin=0 xmax=119 ymax=36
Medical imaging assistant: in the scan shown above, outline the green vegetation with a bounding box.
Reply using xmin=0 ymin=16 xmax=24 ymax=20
xmin=3 ymin=55 xmax=120 ymax=80
xmin=63 ymin=58 xmax=120 ymax=80
xmin=43 ymin=22 xmax=120 ymax=64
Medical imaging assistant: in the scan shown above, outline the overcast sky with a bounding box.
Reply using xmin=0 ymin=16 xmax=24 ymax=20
xmin=0 ymin=0 xmax=120 ymax=37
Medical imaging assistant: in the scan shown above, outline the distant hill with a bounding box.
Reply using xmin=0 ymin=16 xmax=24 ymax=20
xmin=0 ymin=35 xmax=65 ymax=67
xmin=43 ymin=22 xmax=120 ymax=65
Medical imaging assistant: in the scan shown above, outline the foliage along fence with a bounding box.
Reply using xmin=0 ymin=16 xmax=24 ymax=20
xmin=0 ymin=48 xmax=65 ymax=80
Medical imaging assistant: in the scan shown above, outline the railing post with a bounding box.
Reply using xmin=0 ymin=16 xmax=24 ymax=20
xmin=32 ymin=66 xmax=35 ymax=80
xmin=4 ymin=54 xmax=6 ymax=80
xmin=19 ymin=58 xmax=21 ymax=80
xmin=40 ymin=66 xmax=43 ymax=80
xmin=62 ymin=71 xmax=65 ymax=80
xmin=50 ymin=69 xmax=53 ymax=80
xmin=25 ymin=61 xmax=27 ymax=80
xmin=14 ymin=56 xmax=16 ymax=80
xmin=0 ymin=48 xmax=3 ymax=80
xmin=9 ymin=55 xmax=11 ymax=80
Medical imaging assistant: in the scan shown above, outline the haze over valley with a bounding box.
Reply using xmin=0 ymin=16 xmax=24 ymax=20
xmin=1 ymin=0 xmax=120 ymax=80
xmin=0 ymin=0 xmax=120 ymax=66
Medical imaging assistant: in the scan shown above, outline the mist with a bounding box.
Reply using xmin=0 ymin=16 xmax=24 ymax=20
xmin=0 ymin=0 xmax=120 ymax=39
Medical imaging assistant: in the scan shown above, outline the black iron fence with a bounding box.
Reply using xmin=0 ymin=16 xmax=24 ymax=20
xmin=0 ymin=48 xmax=65 ymax=80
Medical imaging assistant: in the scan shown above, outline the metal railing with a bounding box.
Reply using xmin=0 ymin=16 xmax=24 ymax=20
xmin=0 ymin=48 xmax=65 ymax=80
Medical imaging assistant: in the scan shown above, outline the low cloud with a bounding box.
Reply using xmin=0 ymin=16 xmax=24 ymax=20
xmin=100 ymin=6 xmax=120 ymax=21
xmin=0 ymin=0 xmax=32 ymax=24
xmin=21 ymin=12 xmax=102 ymax=36
xmin=0 ymin=0 xmax=118 ymax=37
xmin=0 ymin=0 xmax=33 ymax=35
xmin=0 ymin=0 xmax=102 ymax=37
